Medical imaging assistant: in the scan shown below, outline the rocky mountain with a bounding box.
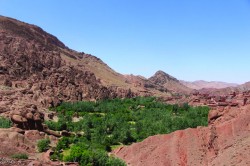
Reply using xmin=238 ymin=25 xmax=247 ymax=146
xmin=149 ymin=70 xmax=192 ymax=94
xmin=181 ymin=80 xmax=239 ymax=90
xmin=0 ymin=16 xmax=137 ymax=110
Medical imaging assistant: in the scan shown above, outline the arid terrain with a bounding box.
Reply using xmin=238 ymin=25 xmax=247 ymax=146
xmin=0 ymin=16 xmax=249 ymax=165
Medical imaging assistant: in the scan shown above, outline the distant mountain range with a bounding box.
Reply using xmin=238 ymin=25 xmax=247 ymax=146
xmin=180 ymin=80 xmax=239 ymax=90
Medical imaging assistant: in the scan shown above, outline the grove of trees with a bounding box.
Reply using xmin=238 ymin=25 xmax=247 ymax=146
xmin=47 ymin=97 xmax=209 ymax=166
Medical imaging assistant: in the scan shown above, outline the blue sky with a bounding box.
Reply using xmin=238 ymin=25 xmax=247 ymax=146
xmin=1 ymin=0 xmax=250 ymax=83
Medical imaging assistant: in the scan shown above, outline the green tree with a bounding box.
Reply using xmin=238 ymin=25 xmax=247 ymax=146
xmin=56 ymin=137 xmax=70 ymax=151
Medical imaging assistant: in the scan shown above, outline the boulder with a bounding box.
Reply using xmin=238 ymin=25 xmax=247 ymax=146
xmin=208 ymin=109 xmax=222 ymax=123
xmin=11 ymin=114 xmax=27 ymax=123
xmin=26 ymin=112 xmax=33 ymax=120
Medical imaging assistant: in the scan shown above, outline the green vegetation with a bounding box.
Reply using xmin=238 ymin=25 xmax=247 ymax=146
xmin=11 ymin=153 xmax=28 ymax=159
xmin=48 ymin=97 xmax=209 ymax=166
xmin=37 ymin=139 xmax=50 ymax=152
xmin=0 ymin=116 xmax=12 ymax=128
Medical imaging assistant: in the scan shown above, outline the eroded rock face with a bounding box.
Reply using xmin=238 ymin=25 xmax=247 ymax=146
xmin=0 ymin=16 xmax=136 ymax=119
xmin=113 ymin=105 xmax=250 ymax=166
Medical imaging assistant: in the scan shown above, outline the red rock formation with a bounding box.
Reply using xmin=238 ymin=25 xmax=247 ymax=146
xmin=0 ymin=16 xmax=137 ymax=116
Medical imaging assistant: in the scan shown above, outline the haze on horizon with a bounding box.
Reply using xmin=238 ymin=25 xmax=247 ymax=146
xmin=1 ymin=0 xmax=250 ymax=84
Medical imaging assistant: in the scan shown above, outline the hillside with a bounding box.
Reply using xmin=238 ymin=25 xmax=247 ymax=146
xmin=0 ymin=16 xmax=138 ymax=111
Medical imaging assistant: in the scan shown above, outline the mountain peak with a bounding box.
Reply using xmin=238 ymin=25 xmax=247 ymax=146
xmin=148 ymin=70 xmax=191 ymax=93
xmin=151 ymin=70 xmax=179 ymax=83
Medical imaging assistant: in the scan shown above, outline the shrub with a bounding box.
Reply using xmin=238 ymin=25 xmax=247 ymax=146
xmin=37 ymin=139 xmax=50 ymax=152
xmin=11 ymin=153 xmax=28 ymax=159
xmin=0 ymin=116 xmax=12 ymax=128
xmin=107 ymin=157 xmax=126 ymax=166
xmin=56 ymin=137 xmax=71 ymax=151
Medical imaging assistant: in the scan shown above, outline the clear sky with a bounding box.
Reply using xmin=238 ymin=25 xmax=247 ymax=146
xmin=1 ymin=0 xmax=250 ymax=84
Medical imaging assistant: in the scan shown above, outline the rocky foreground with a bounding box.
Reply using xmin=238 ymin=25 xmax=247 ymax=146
xmin=113 ymin=93 xmax=250 ymax=166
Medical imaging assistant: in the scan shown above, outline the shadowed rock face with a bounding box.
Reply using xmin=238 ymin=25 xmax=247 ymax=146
xmin=113 ymin=104 xmax=250 ymax=166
